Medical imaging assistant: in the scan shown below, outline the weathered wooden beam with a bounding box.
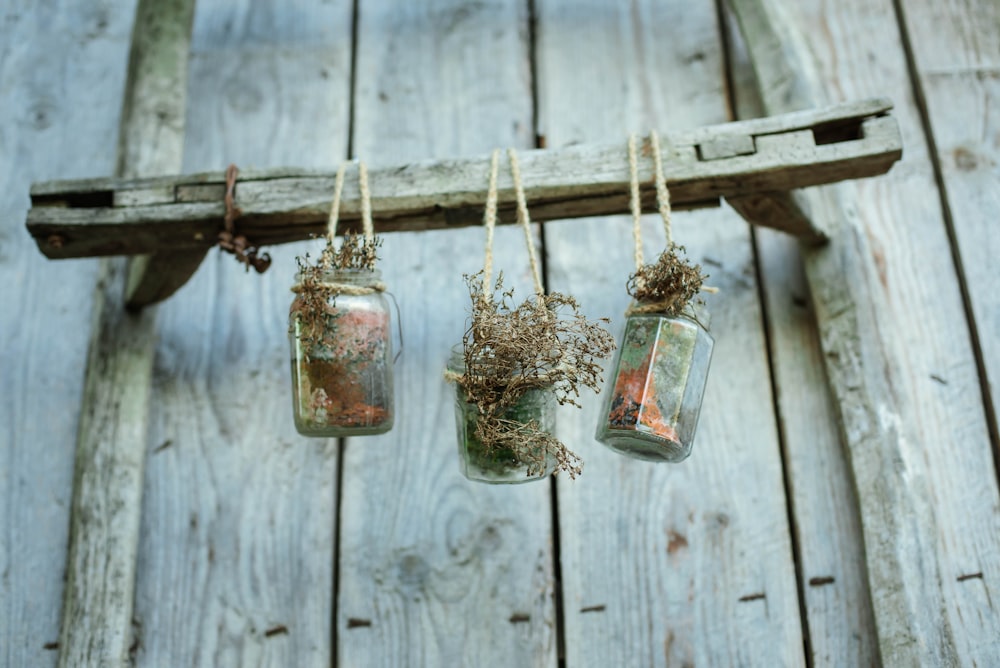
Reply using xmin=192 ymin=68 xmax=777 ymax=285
xmin=57 ymin=0 xmax=194 ymax=665
xmin=26 ymin=99 xmax=901 ymax=261
xmin=728 ymin=0 xmax=977 ymax=665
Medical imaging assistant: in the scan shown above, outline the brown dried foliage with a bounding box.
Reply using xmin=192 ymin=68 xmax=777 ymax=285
xmin=459 ymin=272 xmax=616 ymax=478
xmin=627 ymin=243 xmax=707 ymax=315
xmin=294 ymin=233 xmax=382 ymax=356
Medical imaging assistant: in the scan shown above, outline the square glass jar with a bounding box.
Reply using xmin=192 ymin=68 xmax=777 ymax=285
xmin=595 ymin=310 xmax=713 ymax=462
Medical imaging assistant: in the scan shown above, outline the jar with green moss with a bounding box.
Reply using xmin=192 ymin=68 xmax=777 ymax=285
xmin=289 ymin=268 xmax=394 ymax=437
xmin=595 ymin=307 xmax=713 ymax=462
xmin=448 ymin=348 xmax=557 ymax=483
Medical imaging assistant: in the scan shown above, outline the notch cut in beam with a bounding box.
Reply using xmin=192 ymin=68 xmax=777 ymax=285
xmin=27 ymin=98 xmax=901 ymax=260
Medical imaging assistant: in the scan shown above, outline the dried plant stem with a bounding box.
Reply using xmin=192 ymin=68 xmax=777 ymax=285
xmin=459 ymin=273 xmax=615 ymax=478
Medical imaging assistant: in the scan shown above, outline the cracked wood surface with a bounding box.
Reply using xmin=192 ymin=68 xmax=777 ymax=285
xmin=537 ymin=0 xmax=803 ymax=665
xmin=57 ymin=0 xmax=195 ymax=666
xmin=335 ymin=0 xmax=557 ymax=665
xmin=729 ymin=0 xmax=1000 ymax=664
xmin=3 ymin=0 xmax=999 ymax=665
xmin=25 ymin=99 xmax=901 ymax=263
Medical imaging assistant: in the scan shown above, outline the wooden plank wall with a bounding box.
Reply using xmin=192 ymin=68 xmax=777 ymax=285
xmin=724 ymin=15 xmax=880 ymax=666
xmin=338 ymin=1 xmax=556 ymax=665
xmin=899 ymin=0 xmax=1000 ymax=460
xmin=3 ymin=0 xmax=1000 ymax=666
xmin=0 ymin=2 xmax=135 ymax=666
xmin=756 ymin=0 xmax=1000 ymax=663
xmin=728 ymin=2 xmax=1000 ymax=665
xmin=724 ymin=3 xmax=885 ymax=664
xmin=535 ymin=1 xmax=804 ymax=665
xmin=131 ymin=2 xmax=354 ymax=664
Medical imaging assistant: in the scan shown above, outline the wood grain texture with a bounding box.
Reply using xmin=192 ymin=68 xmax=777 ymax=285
xmin=57 ymin=0 xmax=195 ymax=666
xmin=729 ymin=0 xmax=1000 ymax=663
xmin=336 ymin=1 xmax=556 ymax=666
xmin=724 ymin=12 xmax=880 ymax=666
xmin=130 ymin=1 xmax=354 ymax=665
xmin=898 ymin=0 xmax=1000 ymax=480
xmin=0 ymin=2 xmax=137 ymax=665
xmin=25 ymin=100 xmax=902 ymax=262
xmin=535 ymin=0 xmax=804 ymax=665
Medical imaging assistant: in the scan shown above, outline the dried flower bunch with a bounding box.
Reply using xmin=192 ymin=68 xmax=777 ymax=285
xmin=627 ymin=243 xmax=708 ymax=315
xmin=294 ymin=232 xmax=382 ymax=355
xmin=459 ymin=272 xmax=616 ymax=478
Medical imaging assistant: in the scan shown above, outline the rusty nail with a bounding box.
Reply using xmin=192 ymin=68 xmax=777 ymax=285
xmin=46 ymin=234 xmax=65 ymax=248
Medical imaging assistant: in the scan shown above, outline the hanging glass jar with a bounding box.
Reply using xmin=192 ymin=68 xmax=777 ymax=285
xmin=595 ymin=307 xmax=712 ymax=462
xmin=595 ymin=131 xmax=715 ymax=462
xmin=289 ymin=268 xmax=394 ymax=437
xmin=448 ymin=348 xmax=557 ymax=484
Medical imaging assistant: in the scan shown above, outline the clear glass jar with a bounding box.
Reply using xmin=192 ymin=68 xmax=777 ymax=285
xmin=289 ymin=268 xmax=394 ymax=436
xmin=595 ymin=308 xmax=713 ymax=462
xmin=448 ymin=348 xmax=557 ymax=484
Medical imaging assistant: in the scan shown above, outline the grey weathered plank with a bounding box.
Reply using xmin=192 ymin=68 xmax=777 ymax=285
xmin=336 ymin=0 xmax=556 ymax=665
xmin=129 ymin=1 xmax=354 ymax=665
xmin=536 ymin=0 xmax=804 ymax=665
xmin=729 ymin=0 xmax=1000 ymax=663
xmin=723 ymin=12 xmax=879 ymax=666
xmin=898 ymin=0 xmax=1000 ymax=482
xmin=25 ymin=99 xmax=902 ymax=262
xmin=57 ymin=0 xmax=195 ymax=665
xmin=26 ymin=95 xmax=896 ymax=197
xmin=0 ymin=2 xmax=137 ymax=666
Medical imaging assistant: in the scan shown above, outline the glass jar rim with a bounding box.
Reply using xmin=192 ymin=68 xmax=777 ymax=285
xmin=294 ymin=267 xmax=382 ymax=284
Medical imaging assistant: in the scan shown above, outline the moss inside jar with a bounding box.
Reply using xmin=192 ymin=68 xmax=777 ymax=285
xmin=289 ymin=268 xmax=393 ymax=437
xmin=448 ymin=348 xmax=557 ymax=483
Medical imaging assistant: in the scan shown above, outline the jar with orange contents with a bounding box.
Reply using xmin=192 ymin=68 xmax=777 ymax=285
xmin=289 ymin=268 xmax=394 ymax=436
xmin=595 ymin=307 xmax=713 ymax=462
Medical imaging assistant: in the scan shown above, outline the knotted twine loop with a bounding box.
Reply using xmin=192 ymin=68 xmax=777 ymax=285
xmin=443 ymin=147 xmax=549 ymax=385
xmin=217 ymin=164 xmax=272 ymax=273
xmin=291 ymin=160 xmax=386 ymax=295
xmin=481 ymin=149 xmax=501 ymax=299
xmin=444 ymin=149 xmax=502 ymax=386
xmin=626 ymin=131 xmax=716 ymax=316
xmin=628 ymin=133 xmax=645 ymax=270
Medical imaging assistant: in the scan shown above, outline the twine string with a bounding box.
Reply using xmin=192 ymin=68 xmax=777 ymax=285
xmin=624 ymin=130 xmax=718 ymax=316
xmin=649 ymin=129 xmax=673 ymax=246
xmin=482 ymin=149 xmax=501 ymax=297
xmin=325 ymin=161 xmax=348 ymax=241
xmin=294 ymin=159 xmax=384 ymax=295
xmin=358 ymin=161 xmax=374 ymax=242
xmin=627 ymin=133 xmax=643 ymax=271
xmin=507 ymin=148 xmax=545 ymax=302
